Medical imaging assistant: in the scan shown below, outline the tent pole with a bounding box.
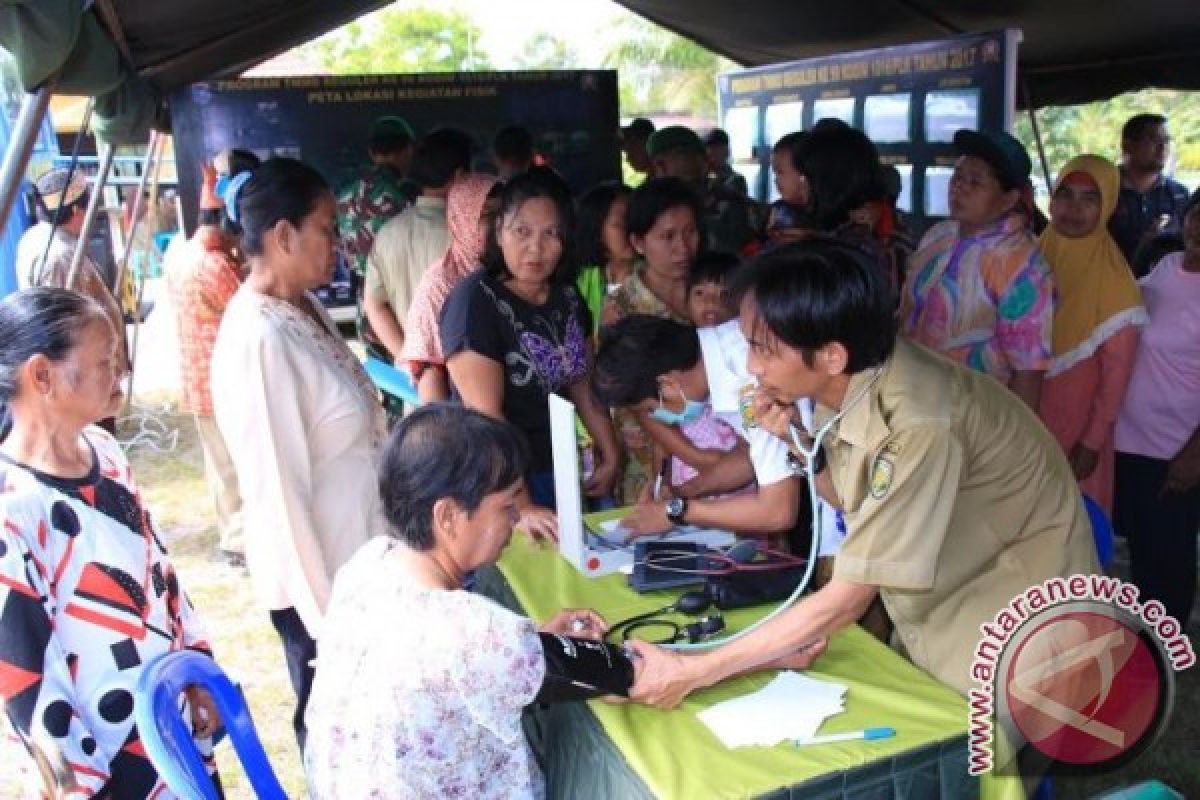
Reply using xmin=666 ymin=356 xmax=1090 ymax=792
xmin=0 ymin=82 xmax=55 ymax=233
xmin=1020 ymin=76 xmax=1053 ymax=192
xmin=113 ymin=130 xmax=158 ymax=304
xmin=120 ymin=130 xmax=163 ymax=414
xmin=66 ymin=142 xmax=115 ymax=287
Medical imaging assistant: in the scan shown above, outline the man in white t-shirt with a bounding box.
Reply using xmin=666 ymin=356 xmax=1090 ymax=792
xmin=593 ymin=315 xmax=841 ymax=551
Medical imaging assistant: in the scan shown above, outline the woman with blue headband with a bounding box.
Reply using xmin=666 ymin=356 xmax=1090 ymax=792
xmin=209 ymin=158 xmax=387 ymax=751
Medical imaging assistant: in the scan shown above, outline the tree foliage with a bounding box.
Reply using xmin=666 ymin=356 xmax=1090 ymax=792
xmin=515 ymin=33 xmax=580 ymax=70
xmin=602 ymin=16 xmax=734 ymax=116
xmin=300 ymin=6 xmax=492 ymax=74
xmin=1016 ymin=89 xmax=1200 ymax=181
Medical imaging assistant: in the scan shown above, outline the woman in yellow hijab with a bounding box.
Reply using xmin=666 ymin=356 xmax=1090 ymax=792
xmin=1040 ymin=154 xmax=1147 ymax=514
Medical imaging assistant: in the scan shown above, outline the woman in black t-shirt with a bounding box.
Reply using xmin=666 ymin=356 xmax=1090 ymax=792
xmin=440 ymin=170 xmax=620 ymax=533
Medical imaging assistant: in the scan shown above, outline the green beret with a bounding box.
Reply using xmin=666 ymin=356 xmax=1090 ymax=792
xmin=369 ymin=115 xmax=415 ymax=141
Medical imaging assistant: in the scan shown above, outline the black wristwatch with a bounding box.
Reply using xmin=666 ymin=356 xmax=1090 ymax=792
xmin=787 ymin=444 xmax=827 ymax=476
xmin=665 ymin=495 xmax=689 ymax=525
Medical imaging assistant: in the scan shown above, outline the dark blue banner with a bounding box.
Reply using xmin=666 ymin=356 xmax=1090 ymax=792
xmin=718 ymin=30 xmax=1020 ymax=233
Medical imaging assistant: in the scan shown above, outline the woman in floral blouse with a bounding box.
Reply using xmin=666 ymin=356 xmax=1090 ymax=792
xmin=305 ymin=405 xmax=610 ymax=799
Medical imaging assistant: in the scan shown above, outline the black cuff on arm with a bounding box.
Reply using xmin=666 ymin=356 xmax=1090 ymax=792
xmin=534 ymin=633 xmax=634 ymax=703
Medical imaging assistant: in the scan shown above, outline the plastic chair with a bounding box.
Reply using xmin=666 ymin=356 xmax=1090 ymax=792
xmin=134 ymin=651 xmax=287 ymax=800
xmin=363 ymin=355 xmax=421 ymax=408
xmin=1082 ymin=494 xmax=1114 ymax=570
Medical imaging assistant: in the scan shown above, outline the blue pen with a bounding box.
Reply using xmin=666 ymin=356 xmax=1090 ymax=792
xmin=793 ymin=726 xmax=895 ymax=747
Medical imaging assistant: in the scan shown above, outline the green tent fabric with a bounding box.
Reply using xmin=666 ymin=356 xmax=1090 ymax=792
xmin=92 ymin=73 xmax=164 ymax=146
xmin=4 ymin=1 xmax=1200 ymax=144
xmin=0 ymin=0 xmax=390 ymax=145
xmin=0 ymin=0 xmax=149 ymax=143
xmin=0 ymin=0 xmax=122 ymax=95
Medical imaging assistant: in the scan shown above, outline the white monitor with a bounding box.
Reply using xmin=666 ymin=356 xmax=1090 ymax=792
xmin=549 ymin=394 xmax=737 ymax=578
xmin=550 ymin=394 xmax=635 ymax=576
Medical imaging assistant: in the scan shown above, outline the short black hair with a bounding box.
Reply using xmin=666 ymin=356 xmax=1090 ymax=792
xmin=575 ymin=181 xmax=632 ymax=268
xmin=773 ymin=131 xmax=806 ymax=154
xmin=1186 ymin=186 xmax=1200 ymax=218
xmin=1131 ymin=232 xmax=1184 ymax=277
xmin=368 ymin=122 xmax=414 ymax=156
xmin=623 ymin=117 xmax=655 ymax=140
xmin=236 ymin=158 xmax=331 ymax=257
xmin=704 ymin=128 xmax=730 ymax=147
xmin=811 ymin=117 xmax=851 ymax=133
xmin=481 ymin=168 xmax=576 ymax=283
xmin=794 ymin=126 xmax=882 ymax=231
xmin=593 ymin=315 xmax=701 ymax=407
xmin=773 ymin=131 xmax=807 ymax=176
xmin=1122 ymin=113 xmax=1167 ymax=142
xmin=625 ymin=176 xmax=705 ymax=239
xmin=226 ymin=148 xmax=262 ymax=177
xmin=378 ymin=404 xmax=529 ymax=552
xmin=203 ymin=149 xmax=261 ymax=232
xmin=493 ymin=125 xmax=535 ymax=162
xmin=732 ymin=238 xmax=896 ymax=374
xmin=409 ymin=127 xmax=474 ymax=190
xmin=687 ymin=251 xmax=740 ymax=292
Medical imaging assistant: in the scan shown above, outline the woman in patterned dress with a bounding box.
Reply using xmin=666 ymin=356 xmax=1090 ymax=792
xmin=440 ymin=170 xmax=619 ymax=531
xmin=600 ymin=178 xmax=704 ymax=503
xmin=0 ymin=288 xmax=221 ymax=798
xmin=900 ymin=129 xmax=1054 ymax=410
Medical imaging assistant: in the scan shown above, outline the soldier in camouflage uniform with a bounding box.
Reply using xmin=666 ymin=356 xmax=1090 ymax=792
xmin=336 ymin=116 xmax=420 ymax=282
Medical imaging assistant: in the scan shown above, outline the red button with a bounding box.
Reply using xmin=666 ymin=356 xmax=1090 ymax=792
xmin=587 ymin=557 xmax=600 ymax=571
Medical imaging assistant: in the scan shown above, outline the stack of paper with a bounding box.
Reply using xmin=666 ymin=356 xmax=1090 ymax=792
xmin=696 ymin=672 xmax=847 ymax=748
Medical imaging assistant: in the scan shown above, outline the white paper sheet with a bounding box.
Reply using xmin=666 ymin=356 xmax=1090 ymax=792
xmin=696 ymin=672 xmax=848 ymax=749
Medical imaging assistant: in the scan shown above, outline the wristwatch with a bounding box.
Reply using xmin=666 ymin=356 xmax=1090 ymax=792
xmin=787 ymin=443 xmax=827 ymax=476
xmin=665 ymin=495 xmax=689 ymax=525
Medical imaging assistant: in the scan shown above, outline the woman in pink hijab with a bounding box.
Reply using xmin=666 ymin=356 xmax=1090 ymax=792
xmin=401 ymin=173 xmax=501 ymax=402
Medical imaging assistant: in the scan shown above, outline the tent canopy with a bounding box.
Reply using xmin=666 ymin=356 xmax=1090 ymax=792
xmin=0 ymin=0 xmax=390 ymax=143
xmin=613 ymin=0 xmax=1200 ymax=108
xmin=2 ymin=0 xmax=1200 ymax=143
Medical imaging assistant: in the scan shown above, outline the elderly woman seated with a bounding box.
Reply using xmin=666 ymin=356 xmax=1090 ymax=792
xmin=304 ymin=405 xmax=636 ymax=799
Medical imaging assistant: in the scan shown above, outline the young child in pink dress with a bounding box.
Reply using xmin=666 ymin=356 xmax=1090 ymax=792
xmin=669 ymin=253 xmax=752 ymax=495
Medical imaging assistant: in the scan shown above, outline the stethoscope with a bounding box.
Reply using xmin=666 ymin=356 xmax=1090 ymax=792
xmin=605 ymin=590 xmax=726 ymax=645
xmin=661 ymin=367 xmax=885 ymax=652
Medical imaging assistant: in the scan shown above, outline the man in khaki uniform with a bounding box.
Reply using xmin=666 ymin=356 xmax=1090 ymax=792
xmin=627 ymin=238 xmax=1099 ymax=707
xmin=361 ymin=128 xmax=471 ymax=362
xmin=814 ymin=336 xmax=1098 ymax=695
xmin=17 ymin=169 xmax=129 ymax=434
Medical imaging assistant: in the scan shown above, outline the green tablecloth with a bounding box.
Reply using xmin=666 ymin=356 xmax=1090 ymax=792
xmin=487 ymin=524 xmax=985 ymax=800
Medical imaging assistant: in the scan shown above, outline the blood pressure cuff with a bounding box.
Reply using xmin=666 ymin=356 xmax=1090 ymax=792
xmin=535 ymin=633 xmax=635 ymax=703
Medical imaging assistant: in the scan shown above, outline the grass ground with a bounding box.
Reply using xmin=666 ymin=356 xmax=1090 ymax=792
xmin=2 ymin=400 xmax=1197 ymax=798
xmin=127 ymin=404 xmax=307 ymax=798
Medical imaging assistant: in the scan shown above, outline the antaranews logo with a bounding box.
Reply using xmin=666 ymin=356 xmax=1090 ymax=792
xmin=968 ymin=574 xmax=1195 ymax=775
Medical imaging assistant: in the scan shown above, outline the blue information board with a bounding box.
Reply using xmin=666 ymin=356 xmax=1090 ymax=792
xmin=717 ymin=30 xmax=1021 ymax=234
